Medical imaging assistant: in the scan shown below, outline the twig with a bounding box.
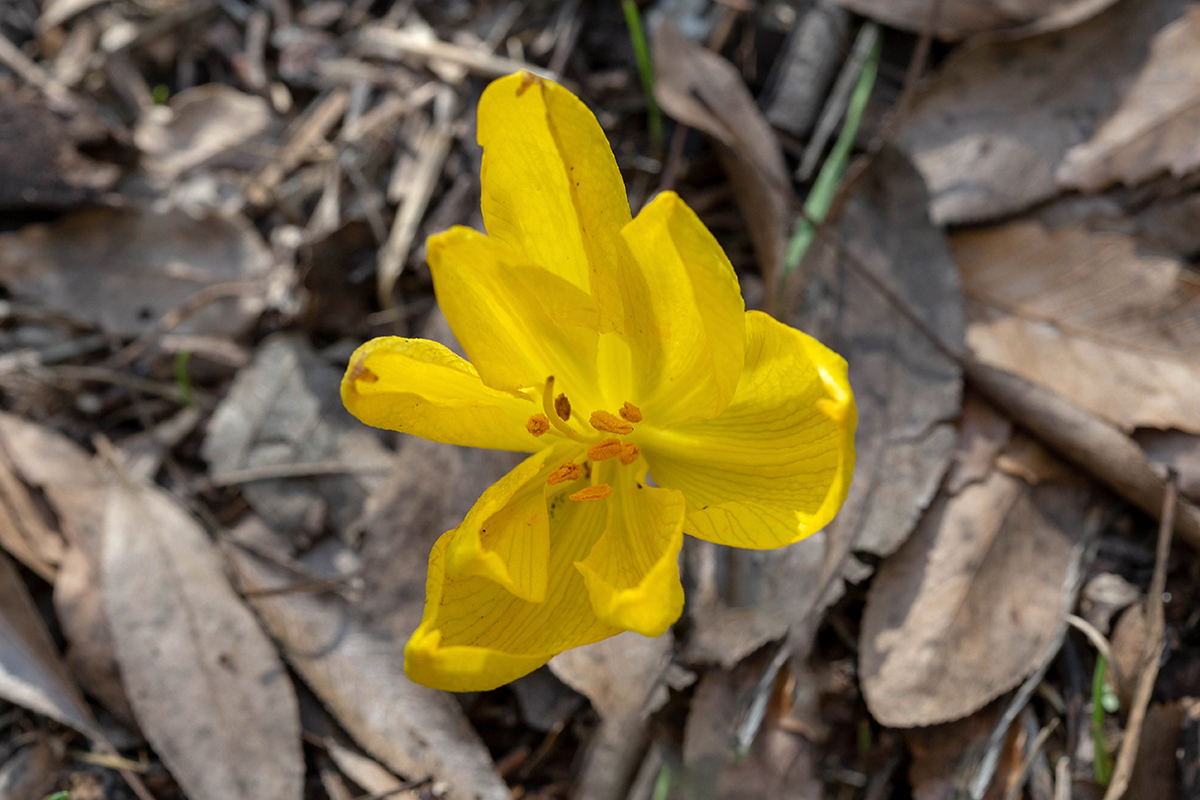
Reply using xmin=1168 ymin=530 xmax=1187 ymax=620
xmin=206 ymin=460 xmax=393 ymax=487
xmin=110 ymin=282 xmax=260 ymax=367
xmin=0 ymin=31 xmax=82 ymax=113
xmin=1054 ymin=756 xmax=1071 ymax=800
xmin=1002 ymin=718 xmax=1060 ymax=800
xmin=797 ymin=21 xmax=881 ymax=182
xmin=1066 ymin=614 xmax=1127 ymax=698
xmin=965 ymin=506 xmax=1107 ymax=800
xmin=1102 ymin=475 xmax=1177 ymax=800
xmin=249 ymin=88 xmax=351 ymax=204
xmin=355 ymin=26 xmax=555 ymax=81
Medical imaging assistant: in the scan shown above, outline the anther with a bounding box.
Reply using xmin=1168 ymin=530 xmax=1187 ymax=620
xmin=618 ymin=442 xmax=641 ymax=466
xmin=587 ymin=438 xmax=622 ymax=462
xmin=619 ymin=402 xmax=642 ymax=423
xmin=554 ymin=393 xmax=571 ymax=421
xmin=569 ymin=484 xmax=612 ymax=502
xmin=590 ymin=410 xmax=633 ymax=435
xmin=526 ymin=414 xmax=550 ymax=437
xmin=547 ymin=462 xmax=582 ymax=485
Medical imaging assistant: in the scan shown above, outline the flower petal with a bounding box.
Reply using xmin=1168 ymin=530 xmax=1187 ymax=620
xmin=640 ymin=311 xmax=856 ymax=549
xmin=615 ymin=192 xmax=745 ymax=423
xmin=405 ymin=470 xmax=619 ymax=691
xmin=477 ymin=72 xmax=629 ymax=319
xmin=427 ymin=226 xmax=604 ymax=407
xmin=574 ymin=462 xmax=686 ymax=637
xmin=341 ymin=336 xmax=539 ymax=452
xmin=445 ymin=441 xmax=580 ymax=602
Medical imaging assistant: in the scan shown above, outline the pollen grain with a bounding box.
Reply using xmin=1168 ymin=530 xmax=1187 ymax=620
xmin=618 ymin=442 xmax=641 ymax=466
xmin=569 ymin=484 xmax=612 ymax=502
xmin=587 ymin=438 xmax=622 ymax=461
xmin=526 ymin=414 xmax=551 ymax=437
xmin=619 ymin=402 xmax=642 ymax=423
xmin=547 ymin=461 xmax=582 ymax=485
xmin=590 ymin=410 xmax=633 ymax=435
xmin=554 ymin=393 xmax=571 ymax=421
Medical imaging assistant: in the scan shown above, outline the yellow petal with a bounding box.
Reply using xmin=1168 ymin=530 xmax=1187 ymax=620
xmin=574 ymin=462 xmax=686 ymax=636
xmin=476 ymin=72 xmax=629 ymax=322
xmin=427 ymin=226 xmax=604 ymax=408
xmin=640 ymin=311 xmax=856 ymax=549
xmin=341 ymin=336 xmax=538 ymax=452
xmin=615 ymin=192 xmax=745 ymax=423
xmin=405 ymin=471 xmax=620 ymax=691
xmin=445 ymin=442 xmax=579 ymax=602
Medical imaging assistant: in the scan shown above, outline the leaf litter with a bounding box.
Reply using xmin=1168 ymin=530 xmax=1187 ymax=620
xmin=1 ymin=1 xmax=1200 ymax=798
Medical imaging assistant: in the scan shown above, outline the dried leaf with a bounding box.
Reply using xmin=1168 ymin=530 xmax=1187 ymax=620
xmin=945 ymin=395 xmax=1012 ymax=495
xmin=953 ymin=221 xmax=1200 ymax=434
xmin=0 ymin=548 xmax=99 ymax=738
xmin=905 ymin=707 xmax=1012 ymax=800
xmin=652 ymin=21 xmax=792 ymax=291
xmin=0 ymin=735 xmax=67 ymax=800
xmin=1081 ymin=573 xmax=1140 ymax=634
xmin=897 ymin=0 xmax=1191 ymax=224
xmin=227 ymin=518 xmax=510 ymax=800
xmin=1058 ymin=8 xmax=1200 ymax=191
xmin=103 ymin=478 xmax=304 ymax=800
xmin=202 ymin=334 xmax=395 ymax=542
xmin=0 ymin=207 xmax=271 ymax=337
xmin=833 ymin=0 xmax=1121 ymax=39
xmin=860 ymin=442 xmax=1089 ymax=727
xmin=1126 ymin=702 xmax=1186 ymax=799
xmin=134 ymin=84 xmax=271 ymax=181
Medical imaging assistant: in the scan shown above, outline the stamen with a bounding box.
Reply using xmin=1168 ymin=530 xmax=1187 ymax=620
xmin=547 ymin=462 xmax=582 ymax=485
xmin=541 ymin=377 xmax=585 ymax=441
xmin=348 ymin=362 xmax=378 ymax=383
xmin=526 ymin=414 xmax=550 ymax=437
xmin=590 ymin=410 xmax=633 ymax=435
xmin=569 ymin=484 xmax=612 ymax=502
xmin=554 ymin=393 xmax=571 ymax=421
xmin=618 ymin=442 xmax=641 ymax=466
xmin=619 ymin=402 xmax=642 ymax=423
xmin=587 ymin=438 xmax=622 ymax=462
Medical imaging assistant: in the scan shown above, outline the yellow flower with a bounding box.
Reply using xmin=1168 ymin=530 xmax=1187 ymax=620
xmin=342 ymin=73 xmax=856 ymax=691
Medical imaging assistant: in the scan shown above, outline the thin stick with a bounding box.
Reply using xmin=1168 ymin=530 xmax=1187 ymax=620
xmin=1002 ymin=718 xmax=1060 ymax=800
xmin=206 ymin=460 xmax=393 ymax=487
xmin=1102 ymin=475 xmax=1177 ymax=800
xmin=1066 ymin=614 xmax=1127 ymax=698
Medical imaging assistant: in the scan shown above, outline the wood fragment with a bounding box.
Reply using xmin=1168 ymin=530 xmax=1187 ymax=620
xmin=0 ymin=31 xmax=82 ymax=113
xmin=356 ymin=26 xmax=556 ymax=81
xmin=1101 ymin=477 xmax=1176 ymax=800
xmin=249 ymin=88 xmax=350 ymax=204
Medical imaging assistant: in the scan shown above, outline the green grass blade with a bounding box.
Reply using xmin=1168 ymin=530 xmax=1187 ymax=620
xmin=622 ymin=0 xmax=664 ymax=148
xmin=1091 ymin=655 xmax=1113 ymax=784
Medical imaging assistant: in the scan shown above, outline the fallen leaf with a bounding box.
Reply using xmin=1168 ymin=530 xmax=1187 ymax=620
xmin=0 ymin=548 xmax=99 ymax=738
xmin=1058 ymin=7 xmax=1200 ymax=191
xmin=905 ymin=706 xmax=1013 ymax=800
xmin=860 ymin=440 xmax=1090 ymax=727
xmin=103 ymin=477 xmax=304 ymax=800
xmin=550 ymin=632 xmax=675 ymax=800
xmin=953 ymin=221 xmax=1200 ymax=434
xmin=0 ymin=735 xmax=67 ymax=800
xmin=202 ymin=334 xmax=395 ymax=542
xmin=226 ymin=518 xmax=510 ymax=800
xmin=1111 ymin=601 xmax=1149 ymax=711
xmin=134 ymin=84 xmax=271 ymax=181
xmin=945 ymin=395 xmax=1012 ymax=495
xmin=0 ymin=207 xmax=271 ymax=338
xmin=1134 ymin=428 xmax=1200 ymax=501
xmin=832 ymin=0 xmax=1121 ymax=39
xmin=1126 ymin=702 xmax=1185 ymax=799
xmin=897 ymin=0 xmax=1192 ymax=224
xmin=653 ymin=21 xmax=792 ymax=293
xmin=1081 ymin=573 xmax=1141 ymax=634
xmin=509 ymin=668 xmax=584 ymax=733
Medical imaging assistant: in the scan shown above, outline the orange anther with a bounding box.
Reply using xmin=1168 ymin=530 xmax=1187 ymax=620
xmin=587 ymin=438 xmax=622 ymax=461
xmin=348 ymin=362 xmax=378 ymax=383
xmin=526 ymin=414 xmax=550 ymax=437
xmin=547 ymin=462 xmax=582 ymax=485
xmin=569 ymin=484 xmax=612 ymax=502
xmin=619 ymin=402 xmax=642 ymax=423
xmin=618 ymin=442 xmax=641 ymax=466
xmin=590 ymin=410 xmax=633 ymax=435
xmin=554 ymin=393 xmax=571 ymax=421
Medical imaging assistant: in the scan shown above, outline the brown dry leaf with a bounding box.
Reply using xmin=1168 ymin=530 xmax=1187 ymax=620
xmin=0 ymin=207 xmax=271 ymax=337
xmin=832 ymin=0 xmax=1121 ymax=39
xmin=905 ymin=706 xmax=1013 ymax=800
xmin=1058 ymin=8 xmax=1200 ymax=192
xmin=860 ymin=439 xmax=1089 ymax=727
xmin=0 ymin=548 xmax=99 ymax=739
xmin=550 ymin=632 xmax=676 ymax=800
xmin=945 ymin=395 xmax=1012 ymax=495
xmin=897 ymin=0 xmax=1192 ymax=224
xmin=1125 ymin=702 xmax=1185 ymax=799
xmin=1111 ymin=601 xmax=1149 ymax=711
xmin=134 ymin=84 xmax=271 ymax=181
xmin=103 ymin=478 xmax=304 ymax=800
xmin=953 ymin=221 xmax=1200 ymax=434
xmin=0 ymin=735 xmax=67 ymax=800
xmin=1134 ymin=429 xmax=1200 ymax=501
xmin=652 ymin=21 xmax=792 ymax=292
xmin=227 ymin=518 xmax=510 ymax=800
xmin=0 ymin=413 xmax=132 ymax=722
xmin=202 ymin=334 xmax=395 ymax=542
